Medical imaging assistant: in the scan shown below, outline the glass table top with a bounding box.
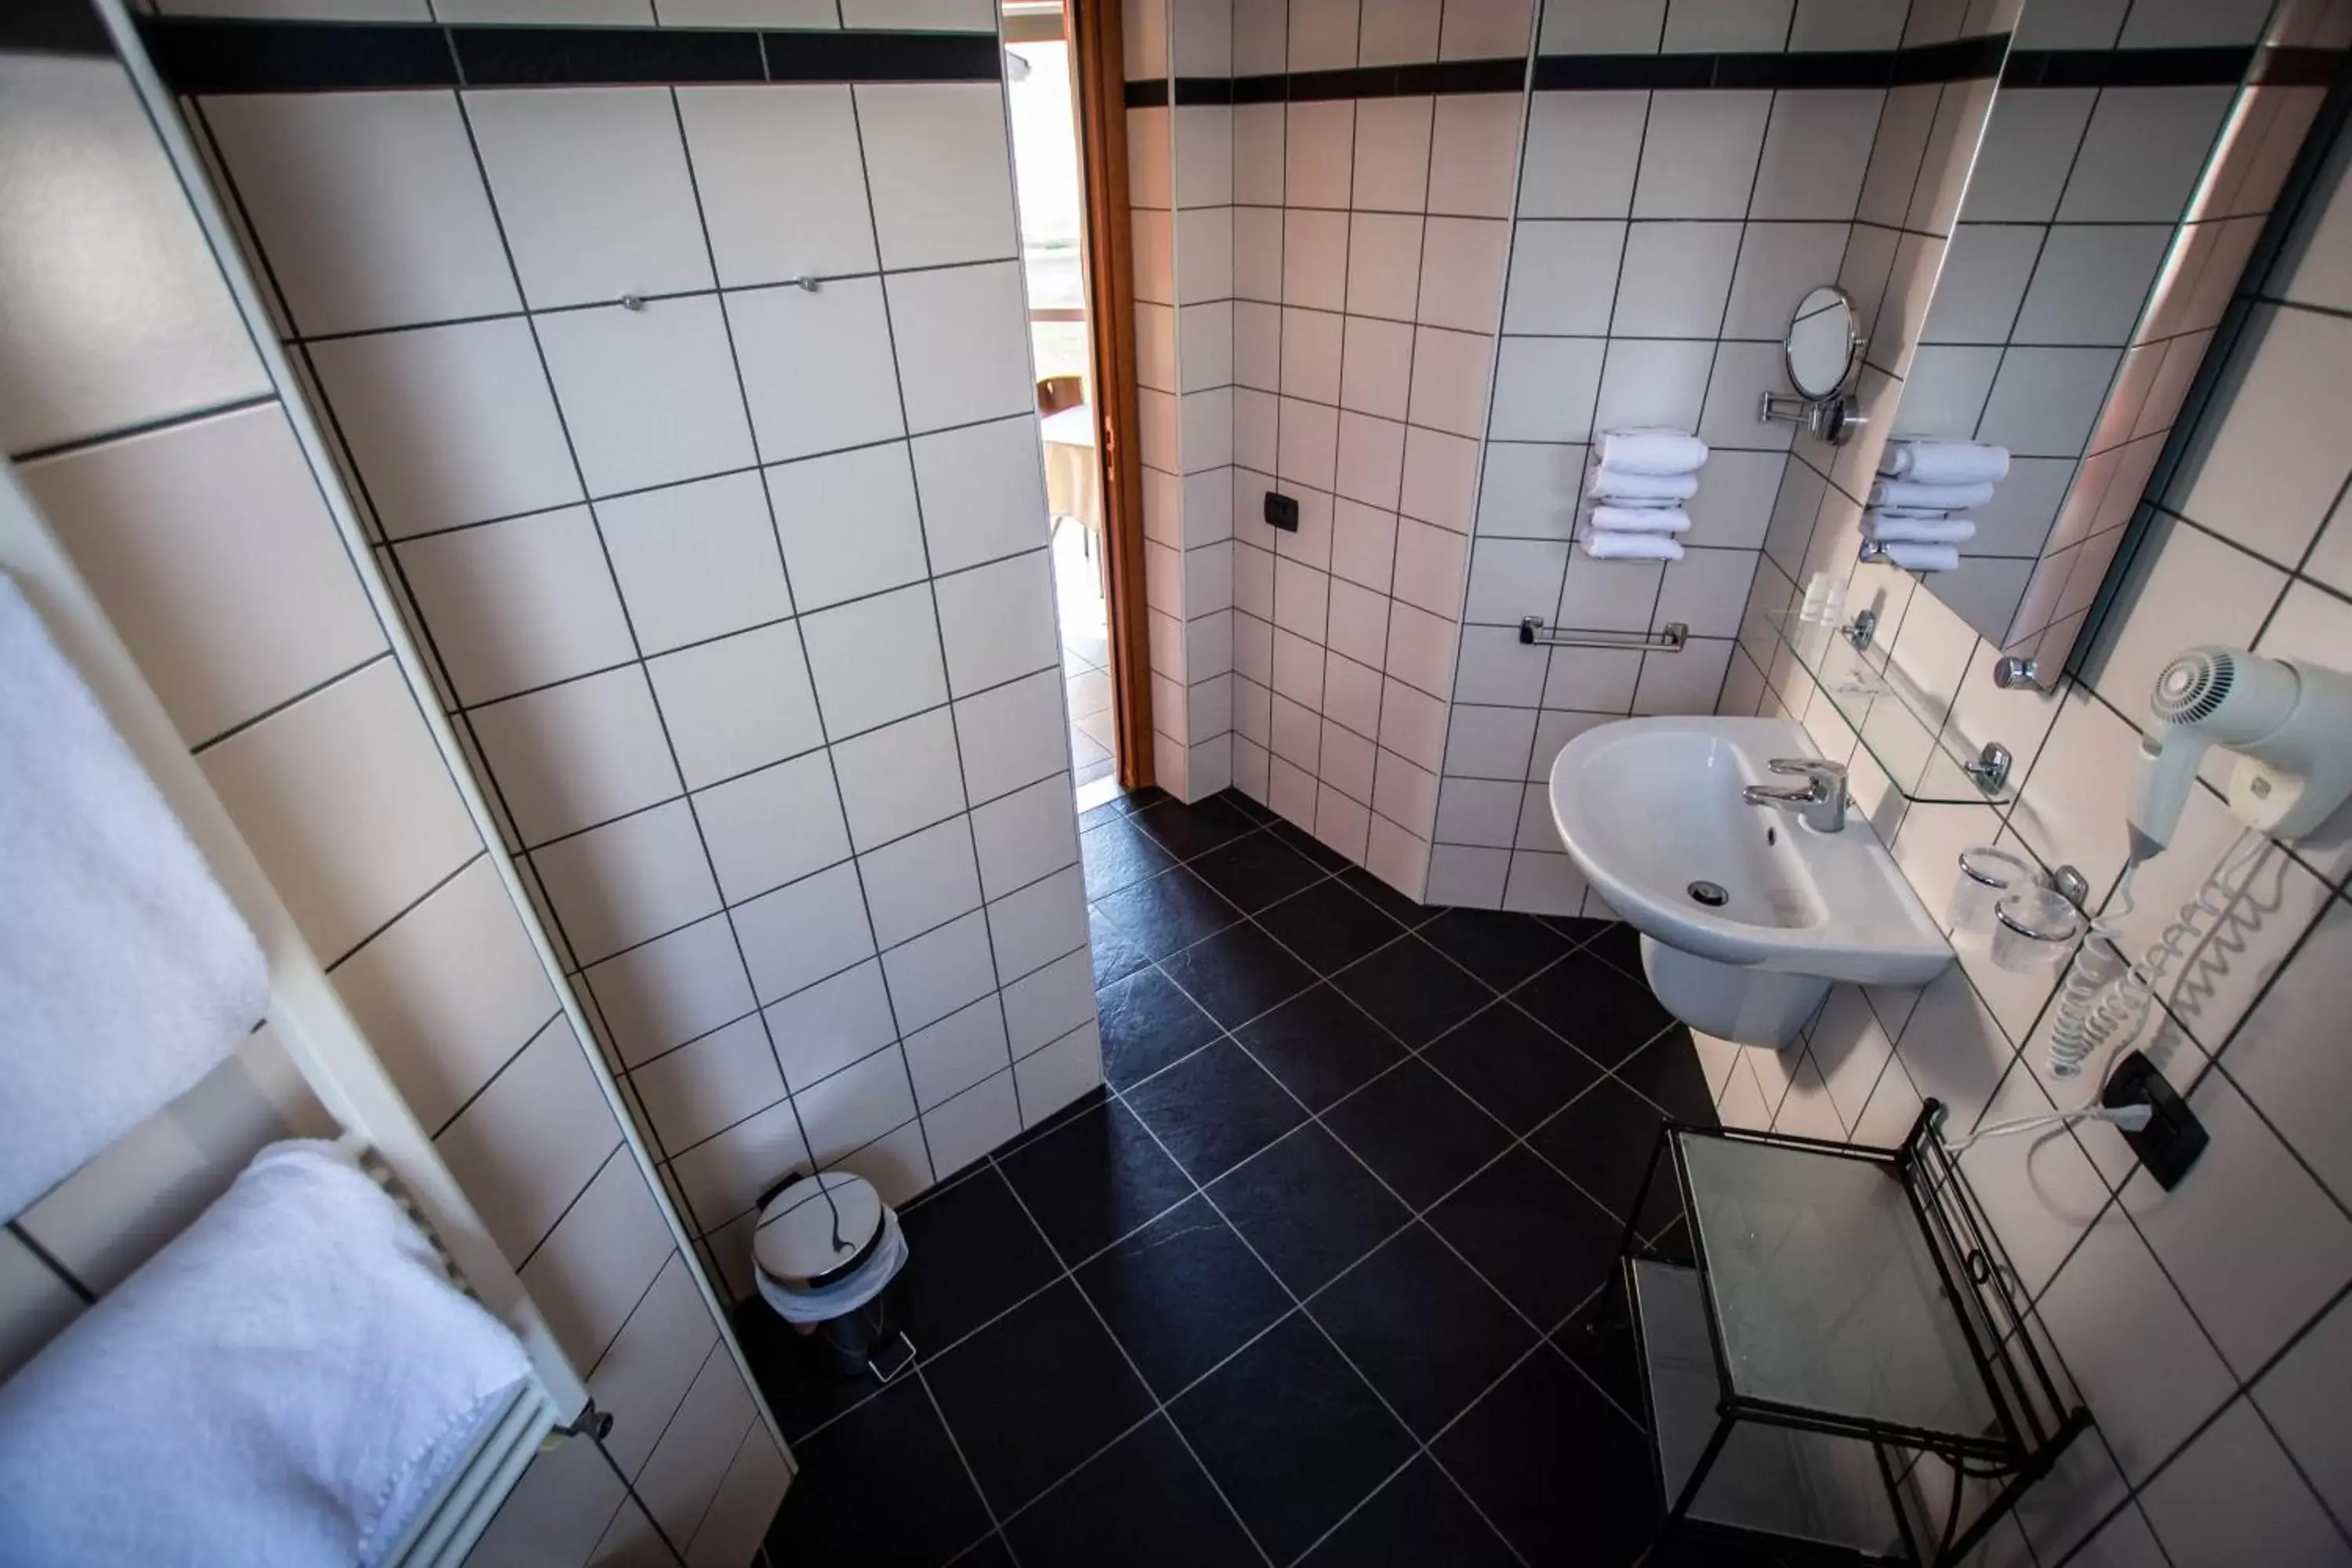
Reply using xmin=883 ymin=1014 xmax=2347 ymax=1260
xmin=1678 ymin=1131 xmax=2000 ymax=1441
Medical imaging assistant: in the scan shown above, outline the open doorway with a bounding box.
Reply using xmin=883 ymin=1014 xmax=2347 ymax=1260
xmin=1006 ymin=0 xmax=1123 ymax=812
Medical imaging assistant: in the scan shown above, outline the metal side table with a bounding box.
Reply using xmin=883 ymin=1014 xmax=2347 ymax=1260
xmin=1616 ymin=1102 xmax=2090 ymax=1564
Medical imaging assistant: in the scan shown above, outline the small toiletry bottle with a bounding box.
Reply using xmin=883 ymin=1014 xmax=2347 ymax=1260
xmin=1820 ymin=583 xmax=1848 ymax=627
xmin=1799 ymin=573 xmax=1830 ymax=622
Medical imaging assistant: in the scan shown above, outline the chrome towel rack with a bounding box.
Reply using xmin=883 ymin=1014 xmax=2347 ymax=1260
xmin=1519 ymin=618 xmax=1687 ymax=651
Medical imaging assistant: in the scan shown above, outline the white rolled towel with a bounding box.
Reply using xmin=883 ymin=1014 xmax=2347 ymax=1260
xmin=1584 ymin=531 xmax=1685 ymax=561
xmin=1592 ymin=504 xmax=1690 ymax=534
xmin=1598 ymin=430 xmax=1709 ymax=475
xmin=1588 ymin=466 xmax=1700 ymax=503
xmin=1866 ymin=512 xmax=1975 ymax=545
xmin=1870 ymin=477 xmax=1995 ymax=510
xmin=1881 ymin=542 xmax=1961 ymax=572
xmin=1879 ymin=441 xmax=2009 ymax=485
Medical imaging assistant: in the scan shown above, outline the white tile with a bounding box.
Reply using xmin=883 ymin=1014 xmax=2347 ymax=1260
xmin=2058 ymin=85 xmax=2235 ymax=224
xmin=1696 ymin=339 xmax=1791 ymax=455
xmin=464 ymin=87 xmax=711 ymax=309
xmin=988 ymin=862 xmax=1090 ymax=982
xmin=1519 ymin=91 xmax=1648 ymax=220
xmin=26 ymin=405 xmax=384 ymax=748
xmin=1346 ymin=211 xmax=1424 ymax=321
xmin=1128 ymin=105 xmax=1172 ymax=210
xmin=669 ymin=1097 xmax=809 ymax=1225
xmin=956 ymin=667 xmax=1068 ymax=803
xmin=1002 ymin=947 xmax=1097 ymax=1054
xmin=881 ymin=909 xmax=998 ymax=1033
xmin=855 ymin=83 xmax=1018 ymax=270
xmin=690 ymin=748 xmax=848 ymax=904
xmin=434 ymin=1015 xmax=620 ymax=1263
xmin=1612 ymin=221 xmax=1741 ymax=337
xmin=829 ymin=707 xmax=969 ymax=851
xmin=1632 ymin=91 xmax=1773 ymax=219
xmin=1918 ymin=223 xmax=2042 ymax=344
xmin=1278 ymin=398 xmax=1340 ymax=491
xmin=1488 ymin=337 xmax=1605 ymax=441
xmin=203 ymin=91 xmax=516 ymax=337
xmin=1016 ymin=1020 xmax=1105 ymax=1124
xmin=935 ymin=550 xmax=1059 ymax=699
xmin=924 ymin=1070 xmax=1022 ymax=1177
xmin=1287 ymin=0 xmax=1359 ymax=67
xmin=1286 ymin=208 xmax=1352 ymax=313
xmin=1174 ymin=106 xmax=1233 ymax=209
xmin=0 ymin=56 xmax=268 ymax=456
xmin=1340 ymin=316 xmax=1414 ymax=422
xmin=840 ymin=0 xmax=992 ymax=23
xmin=2175 ymin=306 xmax=2352 ymax=568
xmin=1176 ymin=206 xmax=1234 ymax=307
xmin=2140 ymin=1398 xmax=2348 ymax=1567
xmin=1181 ymin=302 xmax=1235 ymax=391
xmin=630 ymin=1015 xmax=785 ymax=1153
xmin=201 ymin=660 xmax=480 ymax=962
xmin=1332 ymin=496 xmax=1399 ymax=591
xmin=799 ymin=584 xmax=949 ymax=741
xmin=438 ymin=0 xmax=646 ymax=14
xmin=1286 ymin=100 xmax=1355 ymax=209
xmin=1428 ymin=95 xmax=1523 ymax=220
xmin=473 ymin=667 xmax=681 ymax=845
xmin=732 ymin=859 xmax=876 ymax=1005
xmin=1632 ymin=634 xmax=1732 ymax=714
xmin=1718 ymin=222 xmax=1848 ymax=340
xmin=2223 ymin=898 xmax=2352 ymax=1210
xmin=645 ymin=619 xmax=824 ymax=789
xmin=1283 ymin=307 xmax=1346 ymax=405
xmin=2012 ymin=224 xmax=2172 ymax=348
xmin=911 ymin=415 xmax=1049 ymax=575
xmin=535 ymin=296 xmax=757 ymax=499
xmin=726 ymin=276 xmax=905 ymax=463
xmin=310 ymin=318 xmax=582 ymax=538
xmin=676 ymin=85 xmax=873 ymax=286
xmin=1499 ymin=220 xmax=1624 ymax=338
xmin=1352 ymin=96 xmax=1433 ymax=211
xmin=970 ymin=777 xmax=1077 ymax=902
xmin=859 ymin=815 xmax=983 ymax=949
xmin=2252 ymin=1290 xmax=2352 ymax=1527
xmin=1592 ymin=336 xmax=1715 ymax=435
xmin=584 ymin=914 xmax=753 ymax=1067
xmin=1748 ymin=89 xmax=1881 ymax=220
xmin=1976 ymin=346 xmax=2122 ymax=459
xmin=514 ymin=1152 xmax=672 ymax=1370
xmin=1475 ymin=441 xmax=1584 ymax=540
xmin=1653 ymin=547 xmax=1758 ymax=637
xmin=885 ymin=261 xmax=1036 ymax=434
xmin=1788 ymin=0 xmax=1905 ymax=47
xmin=597 ymin=470 xmax=792 ymax=655
xmin=1418 ymin=217 xmax=1512 ymax=333
xmin=589 ymin=1258 xmax=722 ymax=1489
xmin=1963 ymin=88 xmax=2096 ymax=223
xmin=904 ymin=995 xmax=1011 ymax=1111
xmin=1400 ymin=424 xmax=1481 ymax=532
xmin=533 ymin=798 xmax=722 ymax=964
xmin=764 ymin=441 xmax=928 ymax=612
xmin=1407 ymin=327 xmax=1495 ymax=439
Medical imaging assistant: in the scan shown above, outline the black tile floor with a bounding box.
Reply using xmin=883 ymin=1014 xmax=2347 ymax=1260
xmin=749 ymin=789 xmax=1798 ymax=1567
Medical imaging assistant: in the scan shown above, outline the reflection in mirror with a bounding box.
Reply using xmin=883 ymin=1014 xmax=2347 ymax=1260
xmin=1884 ymin=3 xmax=2331 ymax=684
xmin=1786 ymin=285 xmax=1860 ymax=400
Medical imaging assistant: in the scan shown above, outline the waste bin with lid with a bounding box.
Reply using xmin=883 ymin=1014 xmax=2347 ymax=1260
xmin=753 ymin=1171 xmax=913 ymax=1381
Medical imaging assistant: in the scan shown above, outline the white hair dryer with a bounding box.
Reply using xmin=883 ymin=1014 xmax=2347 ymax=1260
xmin=2128 ymin=646 xmax=2352 ymax=858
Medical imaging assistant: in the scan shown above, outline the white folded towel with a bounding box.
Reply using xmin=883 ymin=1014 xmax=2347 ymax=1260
xmin=1597 ymin=430 xmax=1709 ymax=475
xmin=1881 ymin=542 xmax=1961 ymax=572
xmin=1584 ymin=531 xmax=1685 ymax=561
xmin=1592 ymin=504 xmax=1691 ymax=534
xmin=1879 ymin=441 xmax=2009 ymax=485
xmin=1870 ymin=477 xmax=1996 ymax=510
xmin=0 ymin=1141 xmax=532 ymax=1567
xmin=1587 ymin=466 xmax=1700 ymax=503
xmin=0 ymin=575 xmax=267 ymax=1218
xmin=1866 ymin=513 xmax=1976 ymax=545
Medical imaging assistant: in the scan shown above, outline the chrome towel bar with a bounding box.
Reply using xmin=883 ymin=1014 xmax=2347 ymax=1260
xmin=1518 ymin=618 xmax=1687 ymax=651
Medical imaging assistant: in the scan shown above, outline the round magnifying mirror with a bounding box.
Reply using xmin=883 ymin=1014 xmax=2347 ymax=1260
xmin=1784 ymin=285 xmax=1860 ymax=401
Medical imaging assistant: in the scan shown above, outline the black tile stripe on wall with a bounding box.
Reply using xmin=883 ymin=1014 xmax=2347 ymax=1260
xmin=0 ymin=0 xmax=111 ymax=57
xmin=138 ymin=17 xmax=1002 ymax=95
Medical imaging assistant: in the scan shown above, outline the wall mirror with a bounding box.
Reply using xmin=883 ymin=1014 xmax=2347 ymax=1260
xmin=1787 ymin=286 xmax=1864 ymax=401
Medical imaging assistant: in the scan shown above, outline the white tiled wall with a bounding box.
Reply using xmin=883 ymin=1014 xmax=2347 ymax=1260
xmin=2 ymin=41 xmax=786 ymax=1564
xmin=198 ymin=62 xmax=1105 ymax=1322
xmin=1709 ymin=24 xmax=2352 ymax=1560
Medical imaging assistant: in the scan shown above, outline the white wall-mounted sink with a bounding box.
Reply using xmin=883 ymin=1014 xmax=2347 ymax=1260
xmin=1548 ymin=716 xmax=1951 ymax=1047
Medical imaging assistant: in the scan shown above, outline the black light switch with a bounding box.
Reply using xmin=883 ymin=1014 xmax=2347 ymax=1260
xmin=1264 ymin=490 xmax=1300 ymax=532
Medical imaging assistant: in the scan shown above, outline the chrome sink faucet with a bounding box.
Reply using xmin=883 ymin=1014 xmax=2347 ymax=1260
xmin=1744 ymin=758 xmax=1850 ymax=833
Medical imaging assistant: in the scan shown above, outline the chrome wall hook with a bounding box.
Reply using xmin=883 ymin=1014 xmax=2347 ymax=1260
xmin=791 ymin=274 xmax=821 ymax=292
xmin=618 ymin=293 xmax=644 ymax=311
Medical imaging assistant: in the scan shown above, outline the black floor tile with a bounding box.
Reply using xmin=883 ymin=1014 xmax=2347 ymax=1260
xmin=996 ymin=1098 xmax=1195 ymax=1265
xmin=1417 ymin=907 xmax=1573 ymax=991
xmin=1185 ymin=827 xmax=1329 ymax=913
xmin=898 ymin=1167 xmax=1062 ymax=1357
xmin=1170 ymin=1312 xmax=1417 ymax=1563
xmin=1299 ymin=1456 xmax=1518 ymax=1567
xmin=1157 ymin=920 xmax=1316 ymax=1029
xmin=1236 ymin=984 xmax=1406 ymax=1112
xmin=1338 ymin=864 xmax=1436 ymax=927
xmin=1329 ymin=935 xmax=1495 ymax=1050
xmin=1254 ymin=877 xmax=1409 ymax=975
xmin=1554 ymin=1275 xmax=1645 ymax=1427
xmin=1308 ymin=1223 xmax=1538 ymax=1439
xmin=1004 ymin=1417 xmax=1260 ymax=1568
xmin=1421 ymin=1000 xmax=1604 ymax=1134
xmin=1432 ymin=1350 xmax=1657 ymax=1567
xmin=1092 ymin=865 xmax=1240 ymax=960
xmin=1129 ymin=793 xmax=1258 ymax=861
xmin=1208 ymin=1123 xmax=1411 ymax=1297
xmin=924 ymin=1280 xmax=1156 ymax=1515
xmin=731 ymin=1297 xmax=881 ymax=1444
xmin=766 ymin=1374 xmax=992 ymax=1566
xmin=1080 ymin=815 xmax=1177 ymax=902
xmin=1077 ymin=1193 xmax=1290 ymax=1399
xmin=1580 ymin=919 xmax=1646 ymax=978
xmin=1123 ymin=1039 xmax=1306 ymax=1184
xmin=1217 ymin=786 xmax=1279 ymax=824
xmin=947 ymin=1532 xmax=1014 ymax=1567
xmin=1323 ymin=1058 xmax=1511 ymax=1210
xmin=1088 ymin=902 xmax=1150 ymax=990
xmin=1540 ymin=912 xmax=1613 ymax=949
xmin=1078 ymin=797 xmax=1128 ymax=831
xmin=1509 ymin=948 xmax=1678 ymax=1067
xmin=1427 ymin=1145 xmax=1624 ymax=1329
xmin=1526 ymin=1076 xmax=1671 ymax=1224
xmin=1094 ymin=966 xmax=1221 ymax=1089
xmin=1617 ymin=1025 xmax=1719 ymax=1127
xmin=1267 ymin=815 xmax=1354 ymax=872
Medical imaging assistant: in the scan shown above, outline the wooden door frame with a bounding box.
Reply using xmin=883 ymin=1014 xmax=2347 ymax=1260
xmin=1065 ymin=0 xmax=1154 ymax=791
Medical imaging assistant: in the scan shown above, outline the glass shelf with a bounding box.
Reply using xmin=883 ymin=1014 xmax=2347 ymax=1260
xmin=1762 ymin=612 xmax=2014 ymax=805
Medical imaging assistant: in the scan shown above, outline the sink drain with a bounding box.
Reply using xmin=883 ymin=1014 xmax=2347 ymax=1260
xmin=1687 ymin=880 xmax=1729 ymax=908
